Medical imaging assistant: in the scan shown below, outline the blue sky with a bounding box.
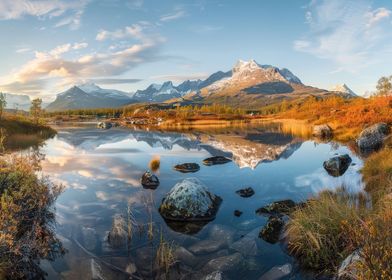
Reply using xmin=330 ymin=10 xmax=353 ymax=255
xmin=0 ymin=0 xmax=392 ymax=100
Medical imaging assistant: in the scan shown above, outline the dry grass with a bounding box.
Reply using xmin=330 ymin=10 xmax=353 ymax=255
xmin=286 ymin=189 xmax=366 ymax=272
xmin=155 ymin=233 xmax=177 ymax=275
xmin=343 ymin=196 xmax=392 ymax=279
xmin=361 ymin=147 xmax=392 ymax=200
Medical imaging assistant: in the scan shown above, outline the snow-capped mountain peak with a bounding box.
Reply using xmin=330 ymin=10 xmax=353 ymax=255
xmin=330 ymin=84 xmax=357 ymax=97
xmin=233 ymin=59 xmax=261 ymax=74
xmin=78 ymin=83 xmax=102 ymax=93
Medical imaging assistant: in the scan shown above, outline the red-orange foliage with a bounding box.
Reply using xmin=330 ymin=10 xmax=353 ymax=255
xmin=279 ymin=96 xmax=392 ymax=138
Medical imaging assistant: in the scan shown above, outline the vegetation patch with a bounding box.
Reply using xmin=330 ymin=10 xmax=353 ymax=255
xmin=0 ymin=155 xmax=65 ymax=278
xmin=286 ymin=189 xmax=366 ymax=272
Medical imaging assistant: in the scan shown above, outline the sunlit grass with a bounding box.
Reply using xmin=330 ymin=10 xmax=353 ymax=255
xmin=286 ymin=189 xmax=366 ymax=272
xmin=362 ymin=147 xmax=392 ymax=200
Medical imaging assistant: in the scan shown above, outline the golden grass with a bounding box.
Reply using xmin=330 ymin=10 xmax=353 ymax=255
xmin=361 ymin=147 xmax=392 ymax=200
xmin=155 ymin=233 xmax=177 ymax=275
xmin=286 ymin=190 xmax=365 ymax=271
xmin=343 ymin=196 xmax=392 ymax=279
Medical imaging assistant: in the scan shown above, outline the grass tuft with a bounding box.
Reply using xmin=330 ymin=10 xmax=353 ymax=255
xmin=286 ymin=189 xmax=365 ymax=272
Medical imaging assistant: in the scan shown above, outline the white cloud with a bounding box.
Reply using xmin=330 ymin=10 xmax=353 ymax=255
xmin=0 ymin=0 xmax=89 ymax=30
xmin=366 ymin=7 xmax=391 ymax=27
xmin=73 ymin=42 xmax=88 ymax=50
xmin=294 ymin=0 xmax=392 ymax=72
xmin=96 ymin=23 xmax=146 ymax=41
xmin=0 ymin=36 xmax=164 ymax=96
xmin=16 ymin=47 xmax=31 ymax=53
xmin=160 ymin=9 xmax=186 ymax=22
xmin=0 ymin=0 xmax=86 ymax=19
xmin=54 ymin=10 xmax=84 ymax=30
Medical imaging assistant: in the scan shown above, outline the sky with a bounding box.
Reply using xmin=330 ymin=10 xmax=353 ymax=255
xmin=0 ymin=0 xmax=392 ymax=101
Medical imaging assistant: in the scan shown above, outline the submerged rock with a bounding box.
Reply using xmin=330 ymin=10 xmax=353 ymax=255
xmin=323 ymin=154 xmax=352 ymax=177
xmin=234 ymin=210 xmax=243 ymax=217
xmin=230 ymin=228 xmax=259 ymax=256
xmin=203 ymin=271 xmax=224 ymax=280
xmin=236 ymin=187 xmax=255 ymax=198
xmin=255 ymin=199 xmax=297 ymax=216
xmin=175 ymin=246 xmax=199 ymax=267
xmin=204 ymin=252 xmax=244 ymax=274
xmin=189 ymin=239 xmax=228 ymax=255
xmin=356 ymin=123 xmax=389 ymax=151
xmin=259 ymin=263 xmax=292 ymax=280
xmin=312 ymin=124 xmax=332 ymax=138
xmin=203 ymin=156 xmax=232 ymax=166
xmin=141 ymin=171 xmax=160 ymax=189
xmin=259 ymin=216 xmax=284 ymax=244
xmin=97 ymin=122 xmax=112 ymax=129
xmin=173 ymin=163 xmax=200 ymax=173
xmin=159 ymin=178 xmax=222 ymax=222
xmin=108 ymin=214 xmax=127 ymax=247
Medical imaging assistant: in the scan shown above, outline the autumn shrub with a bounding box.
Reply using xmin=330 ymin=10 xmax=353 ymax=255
xmin=0 ymin=155 xmax=65 ymax=278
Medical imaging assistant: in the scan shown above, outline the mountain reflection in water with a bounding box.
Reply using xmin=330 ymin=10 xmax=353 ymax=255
xmin=35 ymin=123 xmax=364 ymax=279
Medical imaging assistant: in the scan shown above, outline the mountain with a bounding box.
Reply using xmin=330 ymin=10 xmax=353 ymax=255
xmin=176 ymin=59 xmax=351 ymax=108
xmin=46 ymin=83 xmax=133 ymax=111
xmin=133 ymin=82 xmax=182 ymax=102
xmin=133 ymin=70 xmax=233 ymax=102
xmin=330 ymin=84 xmax=358 ymax=98
xmin=204 ymin=59 xmax=303 ymax=94
xmin=2 ymin=93 xmax=31 ymax=111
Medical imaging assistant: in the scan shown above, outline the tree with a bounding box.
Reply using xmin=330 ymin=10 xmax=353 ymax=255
xmin=0 ymin=92 xmax=6 ymax=120
xmin=30 ymin=98 xmax=43 ymax=124
xmin=376 ymin=76 xmax=392 ymax=96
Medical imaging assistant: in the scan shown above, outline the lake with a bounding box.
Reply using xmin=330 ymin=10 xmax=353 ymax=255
xmin=35 ymin=122 xmax=364 ymax=279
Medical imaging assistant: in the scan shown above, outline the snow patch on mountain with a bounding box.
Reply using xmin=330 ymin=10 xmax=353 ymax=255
xmin=330 ymin=84 xmax=357 ymax=97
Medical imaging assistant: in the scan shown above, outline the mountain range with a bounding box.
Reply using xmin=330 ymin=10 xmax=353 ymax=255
xmin=43 ymin=59 xmax=358 ymax=111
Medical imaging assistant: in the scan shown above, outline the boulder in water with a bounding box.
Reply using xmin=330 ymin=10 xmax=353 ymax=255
xmin=97 ymin=122 xmax=112 ymax=129
xmin=234 ymin=210 xmax=243 ymax=217
xmin=259 ymin=216 xmax=284 ymax=244
xmin=256 ymin=199 xmax=297 ymax=216
xmin=323 ymin=154 xmax=352 ymax=177
xmin=141 ymin=171 xmax=160 ymax=189
xmin=203 ymin=156 xmax=232 ymax=166
xmin=159 ymin=178 xmax=222 ymax=221
xmin=356 ymin=123 xmax=389 ymax=151
xmin=312 ymin=124 xmax=332 ymax=138
xmin=173 ymin=163 xmax=200 ymax=173
xmin=235 ymin=187 xmax=255 ymax=198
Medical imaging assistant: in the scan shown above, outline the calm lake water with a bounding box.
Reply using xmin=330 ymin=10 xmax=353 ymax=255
xmin=36 ymin=122 xmax=364 ymax=279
